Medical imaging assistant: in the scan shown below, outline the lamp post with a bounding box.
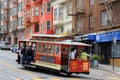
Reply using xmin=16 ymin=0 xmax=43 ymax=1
xmin=113 ymin=37 xmax=116 ymax=70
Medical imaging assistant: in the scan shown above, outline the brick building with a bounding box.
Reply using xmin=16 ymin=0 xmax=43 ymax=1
xmin=72 ymin=0 xmax=120 ymax=66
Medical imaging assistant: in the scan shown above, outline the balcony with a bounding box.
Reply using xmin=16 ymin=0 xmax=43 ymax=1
xmin=11 ymin=13 xmax=18 ymax=18
xmin=2 ymin=6 xmax=9 ymax=11
xmin=99 ymin=0 xmax=118 ymax=5
xmin=10 ymin=26 xmax=18 ymax=33
xmin=68 ymin=8 xmax=85 ymax=16
xmin=25 ymin=0 xmax=31 ymax=7
xmin=18 ymin=26 xmax=25 ymax=31
xmin=12 ymin=0 xmax=18 ymax=4
xmin=30 ymin=16 xmax=39 ymax=23
xmin=31 ymin=0 xmax=42 ymax=4
xmin=1 ymin=17 xmax=9 ymax=23
xmin=51 ymin=0 xmax=69 ymax=5
xmin=0 ymin=26 xmax=8 ymax=34
xmin=24 ymin=17 xmax=31 ymax=26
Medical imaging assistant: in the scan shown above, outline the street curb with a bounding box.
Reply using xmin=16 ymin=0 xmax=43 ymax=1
xmin=91 ymin=67 xmax=120 ymax=76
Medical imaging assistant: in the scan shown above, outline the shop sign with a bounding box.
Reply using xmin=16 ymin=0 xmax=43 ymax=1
xmin=96 ymin=30 xmax=120 ymax=42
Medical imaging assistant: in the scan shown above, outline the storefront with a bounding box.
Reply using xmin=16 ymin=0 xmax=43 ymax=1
xmin=96 ymin=30 xmax=120 ymax=66
xmin=74 ymin=33 xmax=96 ymax=54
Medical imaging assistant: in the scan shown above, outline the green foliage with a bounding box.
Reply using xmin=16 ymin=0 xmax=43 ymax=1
xmin=91 ymin=54 xmax=100 ymax=60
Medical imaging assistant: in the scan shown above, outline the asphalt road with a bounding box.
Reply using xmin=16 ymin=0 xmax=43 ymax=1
xmin=0 ymin=50 xmax=120 ymax=80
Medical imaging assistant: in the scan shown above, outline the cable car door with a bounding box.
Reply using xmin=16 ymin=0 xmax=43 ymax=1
xmin=61 ymin=45 xmax=70 ymax=72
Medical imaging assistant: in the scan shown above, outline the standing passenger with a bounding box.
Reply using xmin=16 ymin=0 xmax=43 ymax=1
xmin=26 ymin=45 xmax=33 ymax=65
xmin=21 ymin=44 xmax=26 ymax=65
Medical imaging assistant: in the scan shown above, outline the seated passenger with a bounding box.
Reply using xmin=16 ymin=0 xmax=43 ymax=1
xmin=80 ymin=50 xmax=87 ymax=60
xmin=69 ymin=48 xmax=76 ymax=60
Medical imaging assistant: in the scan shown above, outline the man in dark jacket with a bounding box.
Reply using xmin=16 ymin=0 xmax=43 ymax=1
xmin=21 ymin=44 xmax=26 ymax=65
xmin=26 ymin=45 xmax=33 ymax=65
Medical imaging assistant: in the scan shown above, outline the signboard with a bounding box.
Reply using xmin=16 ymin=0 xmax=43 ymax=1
xmin=96 ymin=30 xmax=120 ymax=42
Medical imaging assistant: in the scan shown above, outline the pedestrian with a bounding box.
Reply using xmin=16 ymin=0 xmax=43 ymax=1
xmin=26 ymin=45 xmax=33 ymax=65
xmin=21 ymin=44 xmax=26 ymax=65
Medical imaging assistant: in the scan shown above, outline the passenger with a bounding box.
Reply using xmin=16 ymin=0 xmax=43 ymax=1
xmin=21 ymin=44 xmax=26 ymax=65
xmin=69 ymin=48 xmax=76 ymax=60
xmin=26 ymin=45 xmax=33 ymax=65
xmin=80 ymin=50 xmax=87 ymax=60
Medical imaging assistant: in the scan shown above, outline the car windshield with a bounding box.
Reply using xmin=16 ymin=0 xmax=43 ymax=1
xmin=5 ymin=43 xmax=10 ymax=45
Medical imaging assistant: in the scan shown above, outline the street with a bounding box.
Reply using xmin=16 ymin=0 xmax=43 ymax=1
xmin=0 ymin=50 xmax=120 ymax=80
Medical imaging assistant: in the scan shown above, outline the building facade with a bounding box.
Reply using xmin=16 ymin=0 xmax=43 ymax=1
xmin=0 ymin=0 xmax=9 ymax=42
xmin=0 ymin=0 xmax=25 ymax=45
xmin=51 ymin=0 xmax=72 ymax=35
xmin=72 ymin=0 xmax=120 ymax=66
xmin=24 ymin=0 xmax=54 ymax=39
xmin=9 ymin=0 xmax=25 ymax=45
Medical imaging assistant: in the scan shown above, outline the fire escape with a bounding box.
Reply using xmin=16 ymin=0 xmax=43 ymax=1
xmin=99 ymin=0 xmax=118 ymax=28
xmin=68 ymin=0 xmax=85 ymax=35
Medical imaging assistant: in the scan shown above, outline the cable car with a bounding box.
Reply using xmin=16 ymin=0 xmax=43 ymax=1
xmin=17 ymin=34 xmax=91 ymax=76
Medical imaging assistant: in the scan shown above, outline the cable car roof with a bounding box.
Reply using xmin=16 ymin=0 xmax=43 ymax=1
xmin=31 ymin=34 xmax=70 ymax=38
xmin=19 ymin=39 xmax=91 ymax=46
xmin=59 ymin=41 xmax=92 ymax=46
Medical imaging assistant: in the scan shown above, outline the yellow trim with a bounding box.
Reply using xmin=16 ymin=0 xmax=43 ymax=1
xmin=31 ymin=61 xmax=61 ymax=70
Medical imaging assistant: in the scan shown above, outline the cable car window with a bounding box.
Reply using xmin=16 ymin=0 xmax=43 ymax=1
xmin=62 ymin=47 xmax=70 ymax=55
xmin=55 ymin=46 xmax=60 ymax=54
xmin=37 ymin=44 xmax=42 ymax=52
xmin=43 ymin=44 xmax=47 ymax=54
xmin=48 ymin=45 xmax=53 ymax=54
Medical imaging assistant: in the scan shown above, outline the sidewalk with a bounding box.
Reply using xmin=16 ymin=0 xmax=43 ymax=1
xmin=91 ymin=64 xmax=120 ymax=75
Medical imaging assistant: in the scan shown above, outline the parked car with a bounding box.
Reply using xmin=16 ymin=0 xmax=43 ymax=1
xmin=11 ymin=44 xmax=18 ymax=53
xmin=1 ymin=42 xmax=11 ymax=50
xmin=0 ymin=42 xmax=5 ymax=49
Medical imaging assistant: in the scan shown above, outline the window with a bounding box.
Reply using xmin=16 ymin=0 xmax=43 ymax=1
xmin=101 ymin=10 xmax=108 ymax=27
xmin=76 ymin=18 xmax=83 ymax=32
xmin=28 ymin=27 xmax=32 ymax=36
xmin=40 ymin=5 xmax=43 ymax=16
xmin=35 ymin=24 xmax=39 ymax=33
xmin=13 ymin=21 xmax=17 ymax=27
xmin=46 ymin=21 xmax=50 ymax=30
xmin=31 ymin=7 xmax=34 ymax=16
xmin=46 ymin=2 xmax=50 ymax=12
xmin=3 ymin=25 xmax=7 ymax=32
xmin=90 ymin=0 xmax=94 ymax=6
xmin=43 ymin=44 xmax=47 ymax=54
xmin=21 ymin=17 xmax=24 ymax=25
xmin=55 ymin=46 xmax=60 ymax=54
xmin=18 ymin=17 xmax=21 ymax=26
xmin=59 ymin=7 xmax=63 ymax=19
xmin=35 ymin=6 xmax=39 ymax=16
xmin=77 ymin=0 xmax=82 ymax=8
xmin=61 ymin=27 xmax=63 ymax=32
xmin=48 ymin=45 xmax=54 ymax=54
xmin=89 ymin=14 xmax=94 ymax=28
xmin=28 ymin=10 xmax=30 ymax=17
xmin=13 ymin=7 xmax=17 ymax=15
xmin=54 ymin=9 xmax=57 ymax=20
xmin=2 ymin=13 xmax=7 ymax=19
xmin=37 ymin=44 xmax=42 ymax=52
xmin=66 ymin=4 xmax=71 ymax=18
xmin=21 ymin=2 xmax=24 ymax=10
xmin=2 ymin=1 xmax=7 ymax=8
xmin=10 ymin=8 xmax=12 ymax=16
xmin=18 ymin=3 xmax=21 ymax=12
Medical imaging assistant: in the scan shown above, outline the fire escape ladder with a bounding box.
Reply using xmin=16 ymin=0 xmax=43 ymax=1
xmin=104 ymin=0 xmax=117 ymax=25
